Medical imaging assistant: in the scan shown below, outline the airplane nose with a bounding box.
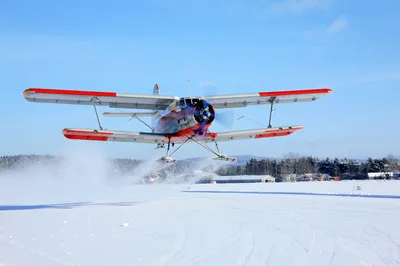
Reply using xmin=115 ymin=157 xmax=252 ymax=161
xmin=193 ymin=99 xmax=215 ymax=125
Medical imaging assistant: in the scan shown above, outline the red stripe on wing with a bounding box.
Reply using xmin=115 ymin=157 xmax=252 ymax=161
xmin=24 ymin=88 xmax=117 ymax=97
xmin=255 ymin=126 xmax=303 ymax=138
xmin=63 ymin=129 xmax=113 ymax=141
xmin=259 ymin=88 xmax=332 ymax=97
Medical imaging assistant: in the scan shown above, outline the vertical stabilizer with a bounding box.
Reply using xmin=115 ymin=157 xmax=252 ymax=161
xmin=153 ymin=84 xmax=160 ymax=95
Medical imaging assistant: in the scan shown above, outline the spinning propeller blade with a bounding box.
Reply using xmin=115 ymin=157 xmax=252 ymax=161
xmin=215 ymin=110 xmax=235 ymax=129
xmin=200 ymin=82 xmax=235 ymax=129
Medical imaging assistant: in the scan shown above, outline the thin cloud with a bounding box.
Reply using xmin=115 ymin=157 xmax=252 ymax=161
xmin=224 ymin=0 xmax=245 ymax=15
xmin=352 ymin=70 xmax=400 ymax=84
xmin=0 ymin=34 xmax=92 ymax=62
xmin=267 ymin=0 xmax=327 ymax=14
xmin=327 ymin=69 xmax=400 ymax=88
xmin=327 ymin=16 xmax=348 ymax=33
xmin=200 ymin=82 xmax=218 ymax=96
xmin=200 ymin=81 xmax=217 ymax=88
xmin=304 ymin=16 xmax=348 ymax=39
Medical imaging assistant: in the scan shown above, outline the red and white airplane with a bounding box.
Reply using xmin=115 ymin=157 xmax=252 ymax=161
xmin=23 ymin=85 xmax=332 ymax=163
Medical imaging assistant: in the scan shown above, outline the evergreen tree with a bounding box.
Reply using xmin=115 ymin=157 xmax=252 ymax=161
xmin=1 ymin=154 xmax=399 ymax=180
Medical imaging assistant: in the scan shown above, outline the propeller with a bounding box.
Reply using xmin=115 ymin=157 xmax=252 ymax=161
xmin=215 ymin=109 xmax=235 ymax=128
xmin=199 ymin=82 xmax=235 ymax=129
xmin=193 ymin=99 xmax=215 ymax=125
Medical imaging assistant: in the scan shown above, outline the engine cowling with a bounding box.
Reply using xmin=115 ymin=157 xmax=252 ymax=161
xmin=193 ymin=100 xmax=215 ymax=125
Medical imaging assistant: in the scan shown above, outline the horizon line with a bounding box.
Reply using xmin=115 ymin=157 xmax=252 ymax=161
xmin=1 ymin=153 xmax=398 ymax=161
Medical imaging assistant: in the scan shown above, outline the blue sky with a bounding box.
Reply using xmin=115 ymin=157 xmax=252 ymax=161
xmin=1 ymin=0 xmax=400 ymax=160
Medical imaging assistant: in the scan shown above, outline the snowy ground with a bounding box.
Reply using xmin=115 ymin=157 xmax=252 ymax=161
xmin=1 ymin=148 xmax=400 ymax=266
xmin=1 ymin=178 xmax=400 ymax=266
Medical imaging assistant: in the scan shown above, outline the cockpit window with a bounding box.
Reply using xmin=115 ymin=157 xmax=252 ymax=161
xmin=179 ymin=98 xmax=198 ymax=107
xmin=179 ymin=98 xmax=186 ymax=107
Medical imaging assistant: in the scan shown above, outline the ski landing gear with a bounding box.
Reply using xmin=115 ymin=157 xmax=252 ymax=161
xmin=157 ymin=137 xmax=180 ymax=163
xmin=193 ymin=138 xmax=237 ymax=162
xmin=157 ymin=136 xmax=236 ymax=164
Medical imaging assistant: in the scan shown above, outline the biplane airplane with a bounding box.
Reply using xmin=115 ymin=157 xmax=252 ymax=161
xmin=23 ymin=85 xmax=332 ymax=163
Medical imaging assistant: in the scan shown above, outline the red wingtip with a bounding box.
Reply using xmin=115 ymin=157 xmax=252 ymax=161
xmin=24 ymin=88 xmax=117 ymax=97
xmin=255 ymin=126 xmax=303 ymax=139
xmin=259 ymin=88 xmax=332 ymax=97
xmin=23 ymin=88 xmax=32 ymax=98
xmin=62 ymin=129 xmax=113 ymax=141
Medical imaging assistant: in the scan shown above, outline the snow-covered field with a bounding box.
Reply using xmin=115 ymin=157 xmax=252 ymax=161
xmin=1 ymin=179 xmax=400 ymax=266
xmin=1 ymin=151 xmax=400 ymax=266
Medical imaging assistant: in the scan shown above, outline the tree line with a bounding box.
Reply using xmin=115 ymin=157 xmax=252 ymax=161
xmin=215 ymin=155 xmax=400 ymax=181
xmin=1 ymin=154 xmax=399 ymax=181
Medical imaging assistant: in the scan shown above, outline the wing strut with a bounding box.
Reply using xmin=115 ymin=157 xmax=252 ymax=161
xmin=92 ymin=97 xmax=103 ymax=130
xmin=191 ymin=137 xmax=236 ymax=162
xmin=158 ymin=137 xmax=191 ymax=163
xmin=130 ymin=114 xmax=155 ymax=133
xmin=268 ymin=97 xmax=276 ymax=128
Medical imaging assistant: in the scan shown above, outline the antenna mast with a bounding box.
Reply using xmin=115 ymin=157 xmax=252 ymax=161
xmin=188 ymin=79 xmax=193 ymax=104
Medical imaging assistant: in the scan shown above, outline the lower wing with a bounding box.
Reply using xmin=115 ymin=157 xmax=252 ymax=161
xmin=62 ymin=125 xmax=303 ymax=144
xmin=203 ymin=125 xmax=303 ymax=142
xmin=62 ymin=129 xmax=168 ymax=144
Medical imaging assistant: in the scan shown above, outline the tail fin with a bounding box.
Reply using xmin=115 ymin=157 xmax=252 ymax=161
xmin=153 ymin=84 xmax=159 ymax=95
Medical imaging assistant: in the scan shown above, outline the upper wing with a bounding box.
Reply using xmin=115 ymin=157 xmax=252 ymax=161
xmin=61 ymin=125 xmax=303 ymax=144
xmin=205 ymin=88 xmax=332 ymax=109
xmin=23 ymin=88 xmax=178 ymax=110
xmin=23 ymin=87 xmax=331 ymax=110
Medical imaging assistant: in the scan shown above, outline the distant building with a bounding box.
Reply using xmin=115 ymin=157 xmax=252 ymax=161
xmin=196 ymin=175 xmax=276 ymax=184
xmin=296 ymin=175 xmax=313 ymax=182
xmin=368 ymin=172 xmax=393 ymax=179
xmin=295 ymin=173 xmax=334 ymax=181
xmin=320 ymin=174 xmax=335 ymax=181
xmin=282 ymin=174 xmax=297 ymax=182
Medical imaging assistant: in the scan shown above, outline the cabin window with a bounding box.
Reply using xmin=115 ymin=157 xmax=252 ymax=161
xmin=179 ymin=97 xmax=197 ymax=106
xmin=179 ymin=98 xmax=186 ymax=107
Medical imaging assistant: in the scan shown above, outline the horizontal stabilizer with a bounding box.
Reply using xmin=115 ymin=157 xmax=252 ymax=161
xmin=103 ymin=111 xmax=157 ymax=117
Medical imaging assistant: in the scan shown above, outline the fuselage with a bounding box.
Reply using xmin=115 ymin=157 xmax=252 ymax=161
xmin=152 ymin=97 xmax=216 ymax=138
